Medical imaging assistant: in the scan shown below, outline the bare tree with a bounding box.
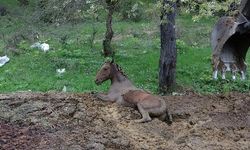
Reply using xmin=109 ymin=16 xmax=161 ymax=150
xmin=103 ymin=0 xmax=118 ymax=57
xmin=159 ymin=0 xmax=177 ymax=93
xmin=0 ymin=5 xmax=7 ymax=16
xmin=18 ymin=0 xmax=29 ymax=6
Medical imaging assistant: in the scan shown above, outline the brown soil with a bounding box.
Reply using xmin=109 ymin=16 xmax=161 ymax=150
xmin=0 ymin=92 xmax=249 ymax=150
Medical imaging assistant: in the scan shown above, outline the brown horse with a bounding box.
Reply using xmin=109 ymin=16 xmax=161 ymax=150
xmin=95 ymin=60 xmax=172 ymax=123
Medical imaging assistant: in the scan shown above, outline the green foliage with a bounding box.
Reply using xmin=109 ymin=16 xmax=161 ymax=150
xmin=33 ymin=0 xmax=148 ymax=24
xmin=180 ymin=0 xmax=240 ymax=21
xmin=176 ymin=39 xmax=189 ymax=54
xmin=34 ymin=0 xmax=105 ymax=24
xmin=118 ymin=0 xmax=145 ymax=22
xmin=195 ymin=76 xmax=250 ymax=93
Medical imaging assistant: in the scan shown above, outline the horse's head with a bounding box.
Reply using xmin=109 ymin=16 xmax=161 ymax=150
xmin=95 ymin=60 xmax=114 ymax=85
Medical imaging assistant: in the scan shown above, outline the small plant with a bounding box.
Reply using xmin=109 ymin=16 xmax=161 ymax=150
xmin=176 ymin=39 xmax=189 ymax=54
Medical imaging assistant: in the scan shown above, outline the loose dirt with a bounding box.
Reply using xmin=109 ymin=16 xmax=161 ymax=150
xmin=0 ymin=92 xmax=249 ymax=150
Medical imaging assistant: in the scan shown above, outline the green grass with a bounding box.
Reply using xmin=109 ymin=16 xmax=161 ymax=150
xmin=0 ymin=21 xmax=160 ymax=93
xmin=0 ymin=3 xmax=250 ymax=94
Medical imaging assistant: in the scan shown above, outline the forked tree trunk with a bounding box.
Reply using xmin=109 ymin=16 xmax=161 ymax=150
xmin=0 ymin=5 xmax=7 ymax=16
xmin=103 ymin=0 xmax=115 ymax=57
xmin=159 ymin=0 xmax=177 ymax=93
xmin=18 ymin=0 xmax=29 ymax=6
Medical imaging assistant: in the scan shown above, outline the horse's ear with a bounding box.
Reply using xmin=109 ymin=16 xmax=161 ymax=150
xmin=111 ymin=58 xmax=114 ymax=63
xmin=104 ymin=57 xmax=113 ymax=63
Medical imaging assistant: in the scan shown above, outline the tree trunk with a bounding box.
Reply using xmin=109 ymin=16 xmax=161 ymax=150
xmin=103 ymin=0 xmax=115 ymax=57
xmin=159 ymin=0 xmax=177 ymax=93
xmin=0 ymin=5 xmax=7 ymax=16
xmin=18 ymin=0 xmax=29 ymax=6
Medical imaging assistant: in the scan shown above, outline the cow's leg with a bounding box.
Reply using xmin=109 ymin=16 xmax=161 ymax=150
xmin=212 ymin=59 xmax=220 ymax=80
xmin=221 ymin=68 xmax=226 ymax=80
xmin=240 ymin=71 xmax=246 ymax=80
xmin=232 ymin=70 xmax=237 ymax=80
xmin=240 ymin=61 xmax=247 ymax=80
xmin=213 ymin=69 xmax=218 ymax=80
xmin=230 ymin=63 xmax=239 ymax=80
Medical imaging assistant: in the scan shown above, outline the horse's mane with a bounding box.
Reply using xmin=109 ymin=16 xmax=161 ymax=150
xmin=112 ymin=62 xmax=128 ymax=78
xmin=104 ymin=60 xmax=128 ymax=78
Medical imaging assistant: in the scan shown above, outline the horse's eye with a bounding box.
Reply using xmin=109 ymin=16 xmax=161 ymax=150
xmin=104 ymin=68 xmax=108 ymax=71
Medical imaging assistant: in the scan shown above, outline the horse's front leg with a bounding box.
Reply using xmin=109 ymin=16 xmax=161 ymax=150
xmin=95 ymin=93 xmax=116 ymax=102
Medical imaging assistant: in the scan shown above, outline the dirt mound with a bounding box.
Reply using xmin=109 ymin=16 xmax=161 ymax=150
xmin=0 ymin=92 xmax=249 ymax=149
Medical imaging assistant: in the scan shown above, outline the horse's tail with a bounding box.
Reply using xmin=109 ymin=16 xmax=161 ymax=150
xmin=159 ymin=98 xmax=173 ymax=125
xmin=165 ymin=109 xmax=173 ymax=125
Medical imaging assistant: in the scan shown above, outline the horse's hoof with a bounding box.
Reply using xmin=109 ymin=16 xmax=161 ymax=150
xmin=90 ymin=91 xmax=97 ymax=94
xmin=92 ymin=93 xmax=98 ymax=98
xmin=134 ymin=118 xmax=152 ymax=123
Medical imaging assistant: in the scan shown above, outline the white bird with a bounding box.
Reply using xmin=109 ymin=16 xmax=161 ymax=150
xmin=62 ymin=86 xmax=67 ymax=92
xmin=40 ymin=43 xmax=50 ymax=52
xmin=56 ymin=68 xmax=66 ymax=74
xmin=0 ymin=55 xmax=10 ymax=67
xmin=30 ymin=42 xmax=41 ymax=48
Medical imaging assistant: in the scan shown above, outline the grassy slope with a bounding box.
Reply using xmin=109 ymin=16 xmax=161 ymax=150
xmin=0 ymin=1 xmax=250 ymax=93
